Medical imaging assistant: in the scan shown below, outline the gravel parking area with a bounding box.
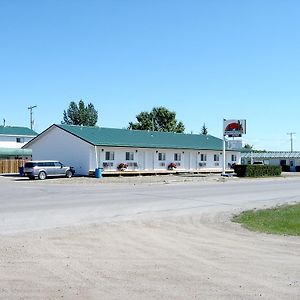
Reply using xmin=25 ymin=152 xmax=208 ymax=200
xmin=7 ymin=172 xmax=228 ymax=185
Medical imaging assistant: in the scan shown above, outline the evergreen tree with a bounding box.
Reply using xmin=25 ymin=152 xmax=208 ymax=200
xmin=62 ymin=100 xmax=98 ymax=126
xmin=243 ymin=144 xmax=253 ymax=150
xmin=201 ymin=123 xmax=208 ymax=135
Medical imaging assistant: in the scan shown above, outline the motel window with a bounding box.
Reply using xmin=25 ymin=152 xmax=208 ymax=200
xmin=231 ymin=154 xmax=237 ymax=162
xmin=16 ymin=137 xmax=24 ymax=143
xmin=280 ymin=160 xmax=287 ymax=166
xmin=174 ymin=153 xmax=181 ymax=161
xmin=126 ymin=152 xmax=134 ymax=161
xmin=158 ymin=152 xmax=166 ymax=161
xmin=214 ymin=154 xmax=220 ymax=161
xmin=105 ymin=151 xmax=115 ymax=160
xmin=200 ymin=154 xmax=207 ymax=161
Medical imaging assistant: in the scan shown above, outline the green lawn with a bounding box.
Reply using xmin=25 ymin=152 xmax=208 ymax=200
xmin=232 ymin=203 xmax=300 ymax=236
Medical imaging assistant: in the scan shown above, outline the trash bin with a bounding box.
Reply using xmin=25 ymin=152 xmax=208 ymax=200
xmin=95 ymin=167 xmax=102 ymax=178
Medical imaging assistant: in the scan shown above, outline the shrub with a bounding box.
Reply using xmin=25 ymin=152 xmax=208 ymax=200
xmin=233 ymin=164 xmax=281 ymax=177
xmin=295 ymin=166 xmax=300 ymax=172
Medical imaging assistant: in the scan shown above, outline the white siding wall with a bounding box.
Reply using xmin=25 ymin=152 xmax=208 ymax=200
xmin=29 ymin=126 xmax=91 ymax=175
xmin=92 ymin=146 xmax=240 ymax=172
xmin=0 ymin=136 xmax=34 ymax=148
xmin=95 ymin=147 xmax=149 ymax=171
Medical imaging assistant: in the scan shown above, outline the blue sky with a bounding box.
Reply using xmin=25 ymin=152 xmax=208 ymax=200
xmin=1 ymin=0 xmax=299 ymax=151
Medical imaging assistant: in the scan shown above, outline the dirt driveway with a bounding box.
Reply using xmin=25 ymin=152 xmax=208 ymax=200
xmin=0 ymin=175 xmax=299 ymax=299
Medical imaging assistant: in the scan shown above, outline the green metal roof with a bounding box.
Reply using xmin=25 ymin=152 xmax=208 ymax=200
xmin=0 ymin=148 xmax=32 ymax=157
xmin=242 ymin=151 xmax=300 ymax=159
xmin=56 ymin=124 xmax=225 ymax=150
xmin=0 ymin=126 xmax=37 ymax=136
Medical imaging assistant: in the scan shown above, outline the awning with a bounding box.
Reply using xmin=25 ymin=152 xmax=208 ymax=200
xmin=0 ymin=148 xmax=32 ymax=157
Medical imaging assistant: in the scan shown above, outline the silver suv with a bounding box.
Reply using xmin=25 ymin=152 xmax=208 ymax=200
xmin=24 ymin=160 xmax=75 ymax=180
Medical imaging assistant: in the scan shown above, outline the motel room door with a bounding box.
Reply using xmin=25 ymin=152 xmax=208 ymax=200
xmin=290 ymin=160 xmax=295 ymax=172
xmin=138 ymin=151 xmax=146 ymax=170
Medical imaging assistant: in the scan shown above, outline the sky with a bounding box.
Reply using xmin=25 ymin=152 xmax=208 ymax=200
xmin=1 ymin=0 xmax=300 ymax=151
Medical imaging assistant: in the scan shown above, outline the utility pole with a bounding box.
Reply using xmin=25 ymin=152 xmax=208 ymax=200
xmin=28 ymin=105 xmax=37 ymax=130
xmin=287 ymin=132 xmax=296 ymax=152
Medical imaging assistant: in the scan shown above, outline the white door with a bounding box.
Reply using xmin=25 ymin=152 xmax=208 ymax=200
xmin=138 ymin=151 xmax=145 ymax=170
xmin=184 ymin=152 xmax=190 ymax=170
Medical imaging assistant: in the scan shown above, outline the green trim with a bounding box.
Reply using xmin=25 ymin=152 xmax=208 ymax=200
xmin=0 ymin=148 xmax=32 ymax=157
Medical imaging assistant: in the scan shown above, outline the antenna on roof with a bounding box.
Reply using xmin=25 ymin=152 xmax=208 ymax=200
xmin=3 ymin=118 xmax=5 ymax=127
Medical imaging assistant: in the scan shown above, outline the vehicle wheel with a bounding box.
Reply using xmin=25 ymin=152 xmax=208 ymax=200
xmin=38 ymin=171 xmax=47 ymax=180
xmin=66 ymin=170 xmax=73 ymax=178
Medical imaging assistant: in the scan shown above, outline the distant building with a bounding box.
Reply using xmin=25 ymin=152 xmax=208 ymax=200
xmin=241 ymin=151 xmax=300 ymax=172
xmin=23 ymin=124 xmax=241 ymax=176
xmin=0 ymin=126 xmax=37 ymax=159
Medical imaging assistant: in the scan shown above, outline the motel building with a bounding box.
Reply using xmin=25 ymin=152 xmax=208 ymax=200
xmin=23 ymin=124 xmax=241 ymax=176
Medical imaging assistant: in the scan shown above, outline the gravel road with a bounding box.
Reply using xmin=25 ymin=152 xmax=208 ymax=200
xmin=0 ymin=174 xmax=299 ymax=299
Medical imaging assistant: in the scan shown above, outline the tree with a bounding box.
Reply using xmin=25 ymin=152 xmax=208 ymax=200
xmin=243 ymin=144 xmax=253 ymax=150
xmin=62 ymin=100 xmax=98 ymax=126
xmin=243 ymin=144 xmax=267 ymax=153
xmin=201 ymin=123 xmax=208 ymax=135
xmin=128 ymin=107 xmax=185 ymax=133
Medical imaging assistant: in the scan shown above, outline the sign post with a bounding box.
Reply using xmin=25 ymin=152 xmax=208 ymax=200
xmin=222 ymin=131 xmax=226 ymax=175
xmin=223 ymin=119 xmax=246 ymax=175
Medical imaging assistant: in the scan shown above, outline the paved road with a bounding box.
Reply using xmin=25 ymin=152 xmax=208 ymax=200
xmin=1 ymin=176 xmax=300 ymax=234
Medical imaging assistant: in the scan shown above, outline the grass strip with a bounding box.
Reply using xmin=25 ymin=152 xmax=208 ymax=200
xmin=232 ymin=203 xmax=300 ymax=236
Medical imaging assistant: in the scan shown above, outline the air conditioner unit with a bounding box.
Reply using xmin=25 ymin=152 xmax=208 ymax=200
xmin=103 ymin=162 xmax=113 ymax=168
xmin=128 ymin=162 xmax=138 ymax=168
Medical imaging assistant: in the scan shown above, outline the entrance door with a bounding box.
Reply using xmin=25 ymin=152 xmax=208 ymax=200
xmin=138 ymin=151 xmax=145 ymax=170
xmin=290 ymin=160 xmax=295 ymax=172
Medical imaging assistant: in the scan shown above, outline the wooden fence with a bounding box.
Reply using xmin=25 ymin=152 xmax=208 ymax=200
xmin=0 ymin=159 xmax=27 ymax=174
